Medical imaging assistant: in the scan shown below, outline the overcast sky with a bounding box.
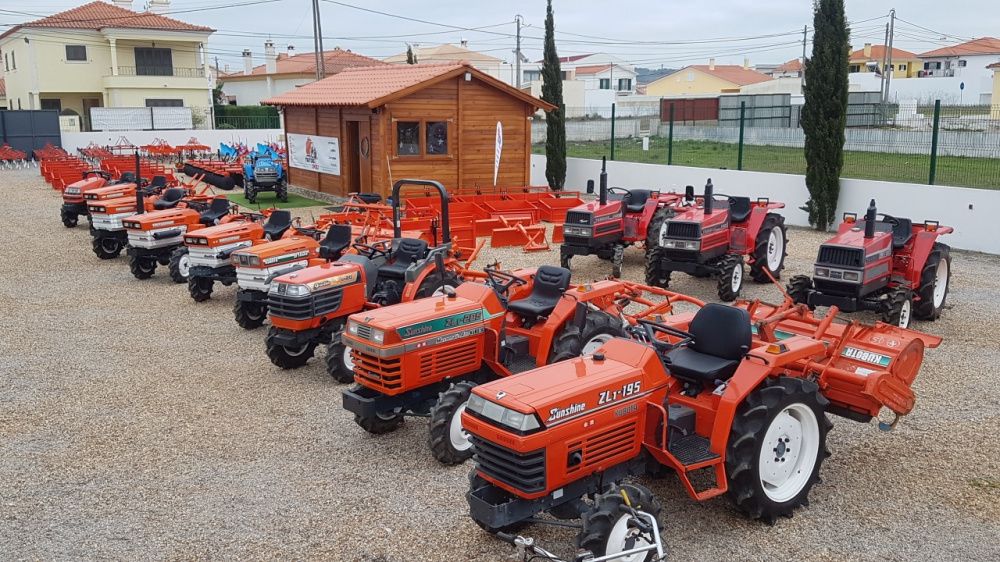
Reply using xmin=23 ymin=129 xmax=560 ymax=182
xmin=5 ymin=1 xmax=999 ymax=70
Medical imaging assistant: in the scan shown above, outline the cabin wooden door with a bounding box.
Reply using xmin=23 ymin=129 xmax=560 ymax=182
xmin=345 ymin=119 xmax=373 ymax=195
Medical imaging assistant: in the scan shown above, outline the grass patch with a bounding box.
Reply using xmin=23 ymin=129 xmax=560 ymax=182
xmin=221 ymin=191 xmax=326 ymax=209
xmin=534 ymin=138 xmax=1000 ymax=189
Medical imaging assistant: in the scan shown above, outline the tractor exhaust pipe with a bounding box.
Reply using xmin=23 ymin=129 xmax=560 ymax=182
xmin=598 ymin=156 xmax=608 ymax=206
xmin=703 ymin=179 xmax=714 ymax=215
xmin=685 ymin=185 xmax=695 ymax=202
xmin=864 ymin=199 xmax=877 ymax=239
xmin=133 ymin=151 xmax=144 ymax=214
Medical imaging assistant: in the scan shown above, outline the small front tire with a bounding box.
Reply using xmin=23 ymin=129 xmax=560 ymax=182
xmin=880 ymin=287 xmax=913 ymax=328
xmin=428 ymin=381 xmax=477 ymax=465
xmin=717 ymin=254 xmax=745 ymax=302
xmin=325 ymin=330 xmax=355 ymax=383
xmin=188 ymin=276 xmax=214 ymax=302
xmin=786 ymin=275 xmax=814 ymax=308
xmin=265 ymin=326 xmax=316 ymax=369
xmin=233 ymin=293 xmax=267 ymax=330
xmin=577 ymin=483 xmax=662 ymax=562
xmin=168 ymin=247 xmax=190 ymax=284
xmin=128 ymin=254 xmax=157 ymax=280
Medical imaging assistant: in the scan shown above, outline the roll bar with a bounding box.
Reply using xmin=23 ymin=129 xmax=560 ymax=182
xmin=391 ymin=179 xmax=451 ymax=244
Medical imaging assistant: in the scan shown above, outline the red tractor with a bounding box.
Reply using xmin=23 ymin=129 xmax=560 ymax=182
xmin=787 ymin=199 xmax=953 ymax=328
xmin=463 ymin=298 xmax=941 ymax=558
xmin=645 ymin=179 xmax=787 ymax=301
xmin=560 ymin=158 xmax=683 ymax=278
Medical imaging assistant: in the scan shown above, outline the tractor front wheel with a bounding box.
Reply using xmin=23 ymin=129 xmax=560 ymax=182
xmin=188 ymin=276 xmax=214 ymax=302
xmin=914 ymin=242 xmax=951 ymax=321
xmin=559 ymin=248 xmax=572 ymax=269
xmin=244 ymin=179 xmax=257 ymax=204
xmin=92 ymin=233 xmax=123 ymax=259
xmin=233 ymin=293 xmax=267 ymax=330
xmin=168 ymin=247 xmax=190 ymax=284
xmin=610 ymin=244 xmax=625 ymax=278
xmin=128 ymin=254 xmax=157 ymax=280
xmin=880 ymin=287 xmax=913 ymax=328
xmin=429 ymin=381 xmax=478 ymax=465
xmin=277 ymin=183 xmax=289 ymax=203
xmin=577 ymin=483 xmax=662 ymax=561
xmin=645 ymin=207 xmax=674 ymax=250
xmin=644 ymin=247 xmax=671 ymax=288
xmin=325 ymin=329 xmax=355 ymax=383
xmin=61 ymin=209 xmax=78 ymax=228
xmin=750 ymin=213 xmax=787 ymax=282
xmin=265 ymin=326 xmax=316 ymax=369
xmin=725 ymin=377 xmax=831 ymax=523
xmin=786 ymin=275 xmax=815 ymax=308
xmin=352 ymin=390 xmax=404 ymax=434
xmin=716 ymin=254 xmax=745 ymax=302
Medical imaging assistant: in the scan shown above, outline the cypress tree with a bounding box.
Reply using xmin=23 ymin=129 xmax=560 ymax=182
xmin=801 ymin=0 xmax=850 ymax=230
xmin=541 ymin=0 xmax=566 ymax=190
xmin=406 ymin=45 xmax=417 ymax=65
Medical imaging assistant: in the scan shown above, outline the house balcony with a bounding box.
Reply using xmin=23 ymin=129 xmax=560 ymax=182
xmin=102 ymin=66 xmax=209 ymax=90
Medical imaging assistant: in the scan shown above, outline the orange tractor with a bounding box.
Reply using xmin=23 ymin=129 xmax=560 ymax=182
xmin=86 ymin=177 xmax=178 ymax=259
xmin=341 ymin=268 xmax=704 ymax=465
xmin=264 ymin=180 xmax=469 ymax=371
xmin=463 ymin=296 xmax=940 ymax=556
xmin=60 ymin=170 xmax=136 ymax=228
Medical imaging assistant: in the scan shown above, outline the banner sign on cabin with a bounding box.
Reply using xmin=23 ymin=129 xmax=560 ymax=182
xmin=288 ymin=133 xmax=341 ymax=176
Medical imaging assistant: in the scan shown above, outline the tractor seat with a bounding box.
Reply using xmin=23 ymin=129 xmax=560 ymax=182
xmin=507 ymin=266 xmax=571 ymax=327
xmin=665 ymin=303 xmax=751 ymax=388
xmin=625 ymin=189 xmax=653 ymax=213
xmin=728 ymin=196 xmax=752 ymax=223
xmin=149 ymin=175 xmax=168 ymax=189
xmin=154 ymin=188 xmax=186 ymax=210
xmin=378 ymin=238 xmax=429 ymax=279
xmin=887 ymin=218 xmax=913 ymax=249
xmin=354 ymin=193 xmax=382 ymax=204
xmin=199 ymin=199 xmax=231 ymax=225
xmin=319 ymin=224 xmax=353 ymax=260
xmin=263 ymin=210 xmax=293 ymax=240
xmin=119 ymin=172 xmax=136 ymax=183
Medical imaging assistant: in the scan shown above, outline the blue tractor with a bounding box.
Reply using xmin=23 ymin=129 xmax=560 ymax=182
xmin=242 ymin=146 xmax=287 ymax=204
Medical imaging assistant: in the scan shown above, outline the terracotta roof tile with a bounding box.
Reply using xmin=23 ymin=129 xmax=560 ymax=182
xmin=227 ymin=48 xmax=385 ymax=79
xmin=687 ymin=65 xmax=771 ymax=86
xmin=849 ymin=45 xmax=918 ymax=62
xmin=919 ymin=37 xmax=1000 ymax=58
xmin=775 ymin=58 xmax=803 ymax=72
xmin=574 ymin=64 xmax=613 ymax=75
xmin=0 ymin=1 xmax=212 ymax=40
xmin=384 ymin=44 xmax=502 ymax=64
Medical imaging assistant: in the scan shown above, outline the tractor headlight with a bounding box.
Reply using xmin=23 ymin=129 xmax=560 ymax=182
xmin=662 ymin=239 xmax=700 ymax=250
xmin=842 ymin=271 xmax=860 ymax=282
xmin=564 ymin=225 xmax=592 ymax=237
xmin=815 ymin=267 xmax=830 ymax=278
xmin=271 ymin=283 xmax=311 ymax=296
xmin=370 ymin=329 xmax=384 ymax=343
xmin=348 ymin=319 xmax=359 ymax=335
xmin=467 ymin=394 xmax=541 ymax=433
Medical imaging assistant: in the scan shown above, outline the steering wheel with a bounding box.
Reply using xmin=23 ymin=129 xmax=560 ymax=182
xmin=352 ymin=240 xmax=390 ymax=260
xmin=877 ymin=213 xmax=900 ymax=226
xmin=634 ymin=318 xmax=695 ymax=354
xmin=294 ymin=226 xmax=324 ymax=239
xmin=608 ymin=187 xmax=630 ymax=198
xmin=484 ymin=267 xmax=527 ymax=297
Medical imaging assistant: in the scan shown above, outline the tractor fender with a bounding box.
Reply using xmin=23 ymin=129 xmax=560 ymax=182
xmin=707 ymin=361 xmax=778 ymax=458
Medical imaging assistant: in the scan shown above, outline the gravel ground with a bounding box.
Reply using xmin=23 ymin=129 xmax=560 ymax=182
xmin=2 ymin=167 xmax=999 ymax=561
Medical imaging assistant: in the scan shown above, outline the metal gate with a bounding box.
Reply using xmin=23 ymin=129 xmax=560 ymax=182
xmin=0 ymin=110 xmax=61 ymax=157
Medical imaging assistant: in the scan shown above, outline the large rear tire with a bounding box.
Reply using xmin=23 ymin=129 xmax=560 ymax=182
xmin=168 ymin=247 xmax=190 ymax=284
xmin=128 ymin=254 xmax=156 ymax=280
xmin=415 ymin=271 xmax=461 ymax=298
xmin=750 ymin=213 xmax=787 ymax=282
xmin=233 ymin=293 xmax=267 ymax=330
xmin=725 ymin=377 xmax=831 ymax=523
xmin=549 ymin=310 xmax=624 ymax=363
xmin=428 ymin=380 xmax=477 ymax=465
xmin=913 ymin=243 xmax=950 ymax=321
xmin=324 ymin=329 xmax=355 ymax=383
xmin=265 ymin=326 xmax=316 ymax=369
xmin=577 ymin=483 xmax=662 ymax=562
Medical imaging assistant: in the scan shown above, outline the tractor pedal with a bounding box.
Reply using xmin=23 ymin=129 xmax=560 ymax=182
xmin=669 ymin=434 xmax=719 ymax=466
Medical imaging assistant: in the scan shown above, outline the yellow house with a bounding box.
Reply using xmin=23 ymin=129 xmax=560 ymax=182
xmin=645 ymin=60 xmax=771 ymax=96
xmin=848 ymin=44 xmax=920 ymax=79
xmin=991 ymin=62 xmax=1000 ymax=116
xmin=0 ymin=0 xmax=214 ymax=130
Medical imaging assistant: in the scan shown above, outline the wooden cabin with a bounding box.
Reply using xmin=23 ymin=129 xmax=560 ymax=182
xmin=264 ymin=62 xmax=555 ymax=199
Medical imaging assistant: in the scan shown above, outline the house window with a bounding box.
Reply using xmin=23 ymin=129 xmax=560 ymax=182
xmin=396 ymin=121 xmax=420 ymax=155
xmin=3 ymin=53 xmax=7 ymax=71
xmin=849 ymin=64 xmax=861 ymax=73
xmin=599 ymin=78 xmax=611 ymax=89
xmin=41 ymin=99 xmax=62 ymax=111
xmin=523 ymin=70 xmax=541 ymax=83
xmin=618 ymin=78 xmax=632 ymax=91
xmin=10 ymin=50 xmax=14 ymax=69
xmin=145 ymin=99 xmax=183 ymax=107
xmin=134 ymin=47 xmax=173 ymax=76
xmin=898 ymin=64 xmax=906 ymax=71
xmin=958 ymin=60 xmax=967 ymax=67
xmin=924 ymin=61 xmax=942 ymax=70
xmin=65 ymin=45 xmax=87 ymax=61
xmin=426 ymin=121 xmax=448 ymax=155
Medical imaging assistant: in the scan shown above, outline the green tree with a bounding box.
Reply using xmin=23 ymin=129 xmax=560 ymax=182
xmin=406 ymin=45 xmax=417 ymax=65
xmin=541 ymin=0 xmax=566 ymax=189
xmin=801 ymin=0 xmax=850 ymax=230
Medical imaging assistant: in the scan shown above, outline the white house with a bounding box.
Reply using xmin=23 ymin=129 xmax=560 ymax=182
xmin=520 ymin=53 xmax=637 ymax=110
xmin=383 ymin=43 xmax=515 ymax=85
xmin=918 ymin=37 xmax=1000 ymax=104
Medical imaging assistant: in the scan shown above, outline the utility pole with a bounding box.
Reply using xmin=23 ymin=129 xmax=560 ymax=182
xmin=880 ymin=22 xmax=889 ymax=100
xmin=884 ymin=8 xmax=896 ymax=104
xmin=311 ymin=0 xmax=321 ymax=80
xmin=801 ymin=24 xmax=807 ymax=90
xmin=514 ymin=14 xmax=523 ymax=88
xmin=314 ymin=0 xmax=326 ymax=79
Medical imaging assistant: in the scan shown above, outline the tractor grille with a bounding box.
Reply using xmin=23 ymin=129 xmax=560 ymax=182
xmin=356 ymin=324 xmax=374 ymax=340
xmin=817 ymin=245 xmax=863 ymax=268
xmin=813 ymin=278 xmax=860 ymax=297
xmin=659 ymin=249 xmax=698 ymax=262
xmin=255 ymin=169 xmax=279 ymax=182
xmin=267 ymin=288 xmax=344 ymax=320
xmin=418 ymin=340 xmax=480 ymax=379
xmin=565 ymin=211 xmax=591 ymax=225
xmin=352 ymin=349 xmax=402 ymax=391
xmin=666 ymin=221 xmax=700 ymax=239
xmin=565 ymin=420 xmax=638 ymax=475
xmin=470 ymin=436 xmax=546 ymax=494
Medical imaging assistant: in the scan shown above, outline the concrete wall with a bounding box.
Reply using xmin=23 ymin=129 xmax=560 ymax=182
xmin=851 ymin=73 xmax=993 ymax=105
xmin=61 ymin=129 xmax=285 ymax=153
xmin=530 ymin=154 xmax=998 ymax=254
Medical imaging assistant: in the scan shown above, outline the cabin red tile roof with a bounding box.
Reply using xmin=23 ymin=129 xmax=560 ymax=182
xmin=264 ymin=62 xmax=554 ymax=111
xmin=920 ymin=37 xmax=1000 ymax=58
xmin=0 ymin=1 xmax=213 ymax=40
xmin=849 ymin=45 xmax=918 ymax=62
xmin=775 ymin=58 xmax=803 ymax=72
xmin=224 ymin=49 xmax=385 ymax=80
xmin=686 ymin=65 xmax=771 ymax=86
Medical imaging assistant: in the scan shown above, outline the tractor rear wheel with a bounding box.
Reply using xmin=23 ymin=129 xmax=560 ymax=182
xmin=168 ymin=247 xmax=190 ymax=284
xmin=749 ymin=213 xmax=787 ymax=282
xmin=429 ymin=380 xmax=477 ymax=465
xmin=233 ymin=293 xmax=267 ymax=330
xmin=725 ymin=377 xmax=831 ymax=523
xmin=324 ymin=329 xmax=355 ymax=383
xmin=880 ymin=287 xmax=913 ymax=328
xmin=577 ymin=483 xmax=662 ymax=562
xmin=644 ymin=247 xmax=671 ymax=288
xmin=914 ymin=243 xmax=951 ymax=321
xmin=265 ymin=326 xmax=316 ymax=369
xmin=92 ymin=233 xmax=123 ymax=259
xmin=549 ymin=310 xmax=624 ymax=363
xmin=716 ymin=254 xmax=745 ymax=302
xmin=128 ymin=254 xmax=156 ymax=279
xmin=415 ymin=271 xmax=461 ymax=298
xmin=786 ymin=275 xmax=815 ymax=308
xmin=188 ymin=276 xmax=214 ymax=302
xmin=61 ymin=209 xmax=78 ymax=228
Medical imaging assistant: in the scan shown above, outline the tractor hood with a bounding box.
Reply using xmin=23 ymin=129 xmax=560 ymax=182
xmin=668 ymin=204 xmax=729 ymax=229
xmin=232 ymin=237 xmax=318 ymax=267
xmin=122 ymin=207 xmax=200 ymax=231
xmin=63 ymin=176 xmax=107 ymax=197
xmin=184 ymin=221 xmax=263 ymax=247
xmin=565 ymin=199 xmax=623 ymax=224
xmin=815 ymin=226 xmax=891 ymax=269
xmin=348 ymin=282 xmax=499 ymax=340
xmin=470 ymin=338 xmax=663 ymax=426
xmin=271 ymin=260 xmax=364 ymax=286
xmin=88 ymin=196 xmax=137 ymax=215
xmin=84 ymin=183 xmax=137 ymax=201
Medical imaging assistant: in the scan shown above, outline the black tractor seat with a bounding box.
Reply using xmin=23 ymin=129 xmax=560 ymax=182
xmin=149 ymin=175 xmax=168 ymax=190
xmin=199 ymin=198 xmax=232 ymax=225
xmin=665 ymin=303 xmax=751 ymax=390
xmin=319 ymin=224 xmax=353 ymax=260
xmin=119 ymin=172 xmax=137 ymax=183
xmin=624 ymin=189 xmax=653 ymax=213
xmin=507 ymin=265 xmax=571 ymax=327
xmin=378 ymin=238 xmax=430 ymax=279
xmin=728 ymin=196 xmax=752 ymax=223
xmin=262 ymin=210 xmax=293 ymax=240
xmin=153 ymin=188 xmax=187 ymax=210
xmin=858 ymin=218 xmax=914 ymax=249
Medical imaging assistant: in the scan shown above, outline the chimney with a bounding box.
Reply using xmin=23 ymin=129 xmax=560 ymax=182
xmin=864 ymin=43 xmax=872 ymax=58
xmin=113 ymin=0 xmax=132 ymax=9
xmin=147 ymin=0 xmax=170 ymax=14
xmin=743 ymin=57 xmax=750 ymax=70
xmin=709 ymin=58 xmax=716 ymax=71
xmin=264 ymin=40 xmax=277 ymax=74
xmin=242 ymin=49 xmax=253 ymax=75
xmin=460 ymin=38 xmax=468 ymax=48
xmin=287 ymin=44 xmax=295 ymax=58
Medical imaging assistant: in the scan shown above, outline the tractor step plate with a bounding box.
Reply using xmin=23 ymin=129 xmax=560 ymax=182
xmin=504 ymin=355 xmax=538 ymax=374
xmin=669 ymin=434 xmax=719 ymax=466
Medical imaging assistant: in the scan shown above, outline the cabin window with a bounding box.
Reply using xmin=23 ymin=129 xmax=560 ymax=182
xmin=396 ymin=121 xmax=420 ymax=155
xmin=66 ymin=45 xmax=87 ymax=61
xmin=426 ymin=121 xmax=448 ymax=155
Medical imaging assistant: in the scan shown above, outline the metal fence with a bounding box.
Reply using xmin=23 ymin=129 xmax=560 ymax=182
xmin=532 ymin=100 xmax=1000 ymax=189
